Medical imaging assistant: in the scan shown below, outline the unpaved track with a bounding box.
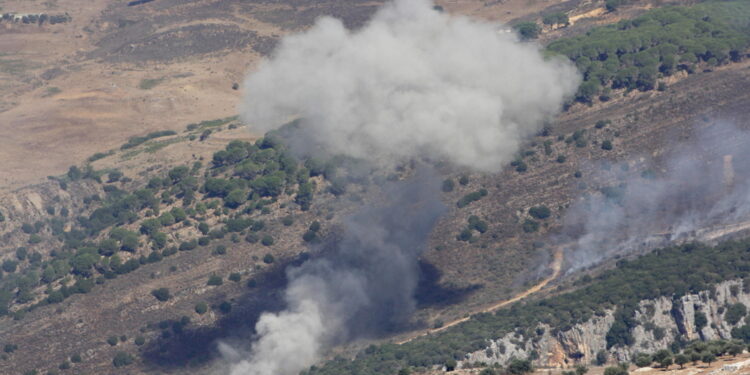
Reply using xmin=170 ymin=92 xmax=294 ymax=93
xmin=398 ymin=248 xmax=564 ymax=344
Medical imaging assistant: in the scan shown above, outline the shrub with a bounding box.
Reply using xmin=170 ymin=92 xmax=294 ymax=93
xmin=522 ymin=219 xmax=540 ymax=233
xmin=263 ymin=253 xmax=275 ymax=264
xmin=207 ymin=275 xmax=223 ymax=286
xmin=151 ymin=288 xmax=171 ymax=302
xmin=229 ymin=272 xmax=241 ymax=282
xmin=195 ymin=302 xmax=208 ymax=314
xmin=458 ymin=175 xmax=469 ymax=185
xmin=70 ymin=353 xmax=82 ymax=363
xmin=135 ymin=336 xmax=145 ymax=346
xmin=303 ymin=230 xmax=318 ymax=243
xmin=601 ymin=140 xmax=613 ymax=150
xmin=112 ymin=352 xmax=134 ymax=368
xmin=442 ymin=179 xmax=455 ymax=192
xmin=213 ymin=245 xmax=227 ymax=255
xmin=107 ymin=336 xmax=119 ymax=346
xmin=515 ymin=22 xmax=540 ymax=40
xmin=726 ymin=303 xmax=747 ymax=325
xmin=529 ymin=206 xmax=551 ymax=220
xmin=261 ymin=235 xmax=274 ymax=246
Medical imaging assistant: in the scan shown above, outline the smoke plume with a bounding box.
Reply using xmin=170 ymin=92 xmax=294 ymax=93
xmin=224 ymin=173 xmax=444 ymax=375
xmin=563 ymin=123 xmax=750 ymax=272
xmin=239 ymin=0 xmax=579 ymax=171
xmin=228 ymin=1 xmax=579 ymax=374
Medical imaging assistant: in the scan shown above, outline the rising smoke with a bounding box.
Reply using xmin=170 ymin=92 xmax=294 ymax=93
xmin=229 ymin=1 xmax=579 ymax=374
xmin=562 ymin=122 xmax=750 ymax=272
xmin=239 ymin=0 xmax=579 ymax=171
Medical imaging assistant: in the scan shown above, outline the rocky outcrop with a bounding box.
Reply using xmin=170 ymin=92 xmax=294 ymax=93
xmin=463 ymin=279 xmax=750 ymax=369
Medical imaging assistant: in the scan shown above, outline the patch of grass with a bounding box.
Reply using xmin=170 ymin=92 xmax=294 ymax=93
xmin=185 ymin=116 xmax=239 ymax=132
xmin=43 ymin=87 xmax=61 ymax=97
xmin=138 ymin=78 xmax=164 ymax=90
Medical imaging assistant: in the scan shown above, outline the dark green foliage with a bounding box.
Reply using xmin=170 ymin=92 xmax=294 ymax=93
xmin=229 ymin=272 xmax=241 ymax=282
xmin=195 ymin=302 xmax=208 ymax=314
xmin=457 ymin=190 xmax=486 ymax=208
xmin=135 ymin=336 xmax=145 ymax=346
xmin=603 ymin=366 xmax=627 ymax=375
xmin=296 ymin=182 xmax=315 ymax=211
xmin=695 ymin=311 xmax=708 ymax=330
xmin=207 ymin=275 xmax=223 ymax=286
xmin=457 ymin=229 xmax=473 ymax=242
xmin=548 ymin=2 xmax=750 ymax=102
xmin=442 ymin=179 xmax=455 ymax=192
xmin=458 ymin=175 xmax=469 ymax=186
xmin=4 ymin=344 xmax=17 ymax=353
xmin=522 ymin=219 xmax=539 ymax=233
xmin=121 ymin=130 xmax=176 ymax=149
xmin=508 ymin=358 xmax=533 ymax=374
xmin=70 ymin=353 xmax=82 ymax=363
xmin=2 ymin=259 xmax=18 ymax=273
xmin=515 ymin=22 xmax=540 ymax=40
xmin=601 ymin=140 xmax=614 ymax=150
xmin=556 ymin=155 xmax=567 ymax=163
xmin=674 ymin=353 xmax=688 ymax=368
xmin=151 ymin=288 xmax=171 ymax=302
xmin=725 ymin=303 xmax=747 ymax=325
xmin=67 ymin=166 xmax=82 ymax=180
xmin=213 ymin=245 xmax=227 ymax=255
xmin=543 ymin=12 xmax=569 ymax=26
xmin=263 ymin=253 xmax=275 ymax=264
xmin=261 ymin=235 xmax=274 ymax=246
xmin=529 ymin=206 xmax=551 ymax=220
xmin=107 ymin=336 xmax=119 ymax=346
xmin=112 ymin=351 xmax=134 ymax=367
xmin=179 ymin=240 xmax=197 ymax=251
xmin=596 ymin=350 xmax=608 ymax=365
xmin=445 ymin=359 xmax=457 ymax=371
xmin=467 ymin=216 xmax=488 ymax=234
xmin=701 ymin=353 xmax=715 ymax=365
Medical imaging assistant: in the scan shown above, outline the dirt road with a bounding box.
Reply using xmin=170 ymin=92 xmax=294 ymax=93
xmin=398 ymin=247 xmax=564 ymax=344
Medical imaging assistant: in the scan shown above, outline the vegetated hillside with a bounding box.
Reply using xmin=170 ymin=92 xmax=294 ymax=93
xmin=0 ymin=1 xmax=749 ymax=375
xmin=306 ymin=238 xmax=750 ymax=375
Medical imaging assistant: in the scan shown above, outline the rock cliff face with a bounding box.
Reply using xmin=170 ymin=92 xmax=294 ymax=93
xmin=463 ymin=279 xmax=750 ymax=369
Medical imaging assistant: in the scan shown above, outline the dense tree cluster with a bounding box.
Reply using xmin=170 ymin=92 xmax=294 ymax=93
xmin=547 ymin=1 xmax=750 ymax=103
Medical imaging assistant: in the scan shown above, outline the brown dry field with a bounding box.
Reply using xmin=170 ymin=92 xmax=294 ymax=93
xmin=0 ymin=0 xmax=672 ymax=192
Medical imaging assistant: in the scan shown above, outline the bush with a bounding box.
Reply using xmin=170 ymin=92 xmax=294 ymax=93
xmin=281 ymin=216 xmax=294 ymax=226
xmin=726 ymin=303 xmax=747 ymax=325
xmin=601 ymin=140 xmax=613 ymax=151
xmin=263 ymin=253 xmax=275 ymax=264
xmin=229 ymin=272 xmax=242 ymax=282
xmin=207 ymin=275 xmax=223 ymax=286
xmin=522 ymin=219 xmax=540 ymax=233
xmin=515 ymin=22 xmax=540 ymax=40
xmin=107 ymin=336 xmax=119 ymax=346
xmin=195 ymin=302 xmax=208 ymax=314
xmin=261 ymin=235 xmax=274 ymax=246
xmin=442 ymin=179 xmax=455 ymax=192
xmin=529 ymin=206 xmax=551 ymax=220
xmin=112 ymin=352 xmax=134 ymax=368
xmin=151 ymin=288 xmax=171 ymax=302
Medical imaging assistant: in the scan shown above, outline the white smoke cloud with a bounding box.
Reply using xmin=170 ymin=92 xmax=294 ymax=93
xmin=240 ymin=0 xmax=579 ymax=171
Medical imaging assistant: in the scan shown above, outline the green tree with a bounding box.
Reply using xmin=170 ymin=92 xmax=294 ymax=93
xmin=702 ymin=353 xmax=715 ymax=366
xmin=207 ymin=275 xmax=223 ymax=286
xmin=529 ymin=206 xmax=551 ymax=220
xmin=603 ymin=366 xmax=627 ymax=375
xmin=508 ymin=358 xmax=533 ymax=374
xmin=515 ymin=22 xmax=540 ymax=40
xmin=674 ymin=354 xmax=688 ymax=369
xmin=195 ymin=302 xmax=208 ymax=314
xmin=445 ymin=359 xmax=457 ymax=372
xmin=112 ymin=352 xmax=133 ymax=368
xmin=224 ymin=189 xmax=247 ymax=208
xmin=151 ymin=288 xmax=171 ymax=302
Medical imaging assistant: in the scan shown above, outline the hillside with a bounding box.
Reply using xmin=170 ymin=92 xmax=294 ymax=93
xmin=0 ymin=0 xmax=749 ymax=375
